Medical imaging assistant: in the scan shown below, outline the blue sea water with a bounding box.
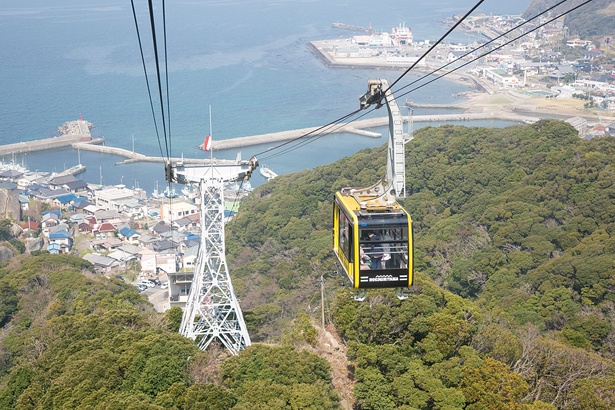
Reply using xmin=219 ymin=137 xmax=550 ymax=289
xmin=0 ymin=0 xmax=531 ymax=193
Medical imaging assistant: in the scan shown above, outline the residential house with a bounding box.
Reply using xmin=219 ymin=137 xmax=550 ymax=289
xmin=181 ymin=245 xmax=199 ymax=271
xmin=52 ymin=193 xmax=79 ymax=209
xmin=89 ymin=237 xmax=123 ymax=252
xmin=64 ymin=179 xmax=89 ymax=194
xmin=18 ymin=194 xmax=29 ymax=211
xmin=151 ymin=221 xmax=172 ymax=235
xmin=119 ymin=227 xmax=140 ymax=243
xmin=48 ymin=175 xmax=77 ymax=190
xmin=21 ymin=221 xmax=39 ymax=235
xmin=41 ymin=212 xmax=61 ymax=235
xmin=152 ymin=239 xmax=176 ymax=253
xmin=140 ymin=250 xmax=177 ymax=275
xmin=94 ymin=222 xmax=116 ymax=238
xmin=138 ymin=233 xmax=159 ymax=248
xmin=0 ymin=169 xmax=23 ymax=181
xmin=48 ymin=229 xmax=72 ymax=253
xmin=94 ymin=187 xmax=136 ymax=211
xmin=82 ymin=253 xmax=118 ymax=273
xmin=160 ymin=200 xmax=199 ymax=224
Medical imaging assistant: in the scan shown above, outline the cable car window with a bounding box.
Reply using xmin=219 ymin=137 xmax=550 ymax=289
xmin=337 ymin=209 xmax=353 ymax=262
xmin=359 ymin=226 xmax=408 ymax=271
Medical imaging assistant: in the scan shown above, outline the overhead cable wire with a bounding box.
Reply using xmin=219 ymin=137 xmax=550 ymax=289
xmin=258 ymin=107 xmax=377 ymax=161
xmin=253 ymin=108 xmax=363 ymax=158
xmin=256 ymin=0 xmax=484 ymax=160
xmin=394 ymin=0 xmax=591 ymax=102
xmin=384 ymin=0 xmax=486 ymax=94
xmin=261 ymin=0 xmax=590 ymax=160
xmin=162 ymin=0 xmax=172 ymax=162
xmin=146 ymin=0 xmax=170 ymax=161
xmin=130 ymin=0 xmax=166 ymax=161
xmin=391 ymin=0 xmax=573 ymax=97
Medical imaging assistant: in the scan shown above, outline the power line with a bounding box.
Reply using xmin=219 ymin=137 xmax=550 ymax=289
xmin=384 ymin=0 xmax=486 ymax=93
xmin=394 ymin=0 xmax=591 ymax=102
xmin=256 ymin=0 xmax=485 ymax=160
xmin=130 ymin=0 xmax=166 ymax=162
xmin=257 ymin=0 xmax=590 ymax=160
xmin=391 ymin=0 xmax=575 ymax=97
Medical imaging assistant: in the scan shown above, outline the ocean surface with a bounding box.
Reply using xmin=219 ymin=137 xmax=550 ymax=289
xmin=0 ymin=0 xmax=532 ymax=194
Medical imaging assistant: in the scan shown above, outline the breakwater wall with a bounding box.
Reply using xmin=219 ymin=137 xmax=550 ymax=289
xmin=212 ymin=111 xmax=537 ymax=150
xmin=0 ymin=119 xmax=95 ymax=158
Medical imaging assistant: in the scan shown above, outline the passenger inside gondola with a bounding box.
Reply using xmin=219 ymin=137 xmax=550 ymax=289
xmin=359 ymin=227 xmax=408 ymax=271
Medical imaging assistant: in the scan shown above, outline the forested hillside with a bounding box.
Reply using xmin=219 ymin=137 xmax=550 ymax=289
xmin=226 ymin=119 xmax=615 ymax=408
xmin=1 ymin=119 xmax=613 ymax=408
xmin=523 ymin=0 xmax=615 ymax=39
xmin=0 ymin=254 xmax=338 ymax=408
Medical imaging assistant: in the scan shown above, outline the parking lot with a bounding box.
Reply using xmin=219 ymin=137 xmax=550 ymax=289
xmin=133 ymin=274 xmax=170 ymax=312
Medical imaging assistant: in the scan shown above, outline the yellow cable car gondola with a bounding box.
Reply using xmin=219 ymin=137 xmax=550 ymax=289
xmin=333 ymin=79 xmax=414 ymax=301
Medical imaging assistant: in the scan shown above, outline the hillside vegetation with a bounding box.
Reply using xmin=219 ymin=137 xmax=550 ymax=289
xmin=1 ymin=119 xmax=614 ymax=408
xmin=0 ymin=255 xmax=337 ymax=408
xmin=226 ymin=119 xmax=615 ymax=408
xmin=523 ymin=0 xmax=615 ymax=39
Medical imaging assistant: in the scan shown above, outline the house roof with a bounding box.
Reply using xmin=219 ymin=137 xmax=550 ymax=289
xmin=97 ymin=222 xmax=116 ymax=232
xmin=49 ymin=229 xmax=71 ymax=239
xmin=118 ymin=244 xmax=144 ymax=255
xmin=83 ymin=253 xmax=116 ymax=267
xmin=49 ymin=223 xmax=70 ymax=234
xmin=49 ymin=175 xmax=77 ymax=186
xmin=0 ymin=169 xmax=23 ymax=178
xmin=138 ymin=233 xmax=158 ymax=244
xmin=73 ymin=200 xmax=92 ymax=209
xmin=119 ymin=227 xmax=138 ymax=238
xmin=95 ymin=209 xmax=121 ymax=221
xmin=152 ymin=239 xmax=175 ymax=252
xmin=174 ymin=217 xmax=192 ymax=227
xmin=152 ymin=221 xmax=172 ymax=234
xmin=55 ymin=193 xmax=79 ymax=204
xmin=183 ymin=245 xmax=200 ymax=259
xmin=21 ymin=221 xmax=39 ymax=231
xmin=107 ymin=250 xmax=136 ymax=262
xmin=65 ymin=180 xmax=88 ymax=190
xmin=70 ymin=213 xmax=88 ymax=223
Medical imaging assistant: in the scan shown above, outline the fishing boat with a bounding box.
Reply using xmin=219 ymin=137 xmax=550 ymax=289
xmin=260 ymin=165 xmax=278 ymax=181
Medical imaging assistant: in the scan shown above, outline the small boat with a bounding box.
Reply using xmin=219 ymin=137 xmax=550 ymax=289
xmin=260 ymin=165 xmax=278 ymax=181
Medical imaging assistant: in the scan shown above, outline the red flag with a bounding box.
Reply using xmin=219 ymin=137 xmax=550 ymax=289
xmin=203 ymin=135 xmax=212 ymax=151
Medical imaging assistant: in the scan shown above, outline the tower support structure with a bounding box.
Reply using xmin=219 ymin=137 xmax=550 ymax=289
xmin=175 ymin=159 xmax=257 ymax=355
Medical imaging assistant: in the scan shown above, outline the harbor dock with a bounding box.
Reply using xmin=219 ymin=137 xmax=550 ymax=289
xmin=0 ymin=120 xmax=94 ymax=158
xmin=210 ymin=111 xmax=538 ymax=150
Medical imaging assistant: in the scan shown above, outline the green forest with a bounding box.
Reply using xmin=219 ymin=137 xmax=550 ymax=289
xmin=1 ymin=119 xmax=614 ymax=409
xmin=523 ymin=0 xmax=615 ymax=39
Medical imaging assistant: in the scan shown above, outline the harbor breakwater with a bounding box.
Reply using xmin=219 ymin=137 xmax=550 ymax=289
xmin=1 ymin=111 xmax=539 ymax=165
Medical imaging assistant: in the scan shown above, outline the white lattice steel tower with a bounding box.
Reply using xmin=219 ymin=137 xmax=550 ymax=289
xmin=175 ymin=159 xmax=257 ymax=355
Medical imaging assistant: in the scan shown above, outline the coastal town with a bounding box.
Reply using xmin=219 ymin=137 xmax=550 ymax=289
xmin=310 ymin=12 xmax=615 ymax=138
xmin=1 ymin=11 xmax=614 ymax=314
xmin=0 ymin=144 xmax=252 ymax=312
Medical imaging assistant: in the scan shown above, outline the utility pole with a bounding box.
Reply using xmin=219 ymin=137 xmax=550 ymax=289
xmin=321 ymin=272 xmax=325 ymax=330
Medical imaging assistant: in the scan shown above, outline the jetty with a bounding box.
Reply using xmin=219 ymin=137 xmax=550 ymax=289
xmin=210 ymin=111 xmax=537 ymax=150
xmin=331 ymin=22 xmax=374 ymax=34
xmin=71 ymin=141 xmax=246 ymax=167
xmin=0 ymin=120 xmax=94 ymax=157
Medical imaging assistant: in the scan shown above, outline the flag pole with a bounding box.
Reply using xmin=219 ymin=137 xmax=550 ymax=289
xmin=209 ymin=105 xmax=213 ymax=163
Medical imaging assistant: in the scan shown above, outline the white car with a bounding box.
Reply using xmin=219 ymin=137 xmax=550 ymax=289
xmin=140 ymin=280 xmax=155 ymax=288
xmin=160 ymin=282 xmax=169 ymax=289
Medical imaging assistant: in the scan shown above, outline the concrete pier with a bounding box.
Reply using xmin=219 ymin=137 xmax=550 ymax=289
xmin=211 ymin=111 xmax=537 ymax=150
xmin=72 ymin=141 xmax=245 ymax=166
xmin=0 ymin=120 xmax=93 ymax=157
